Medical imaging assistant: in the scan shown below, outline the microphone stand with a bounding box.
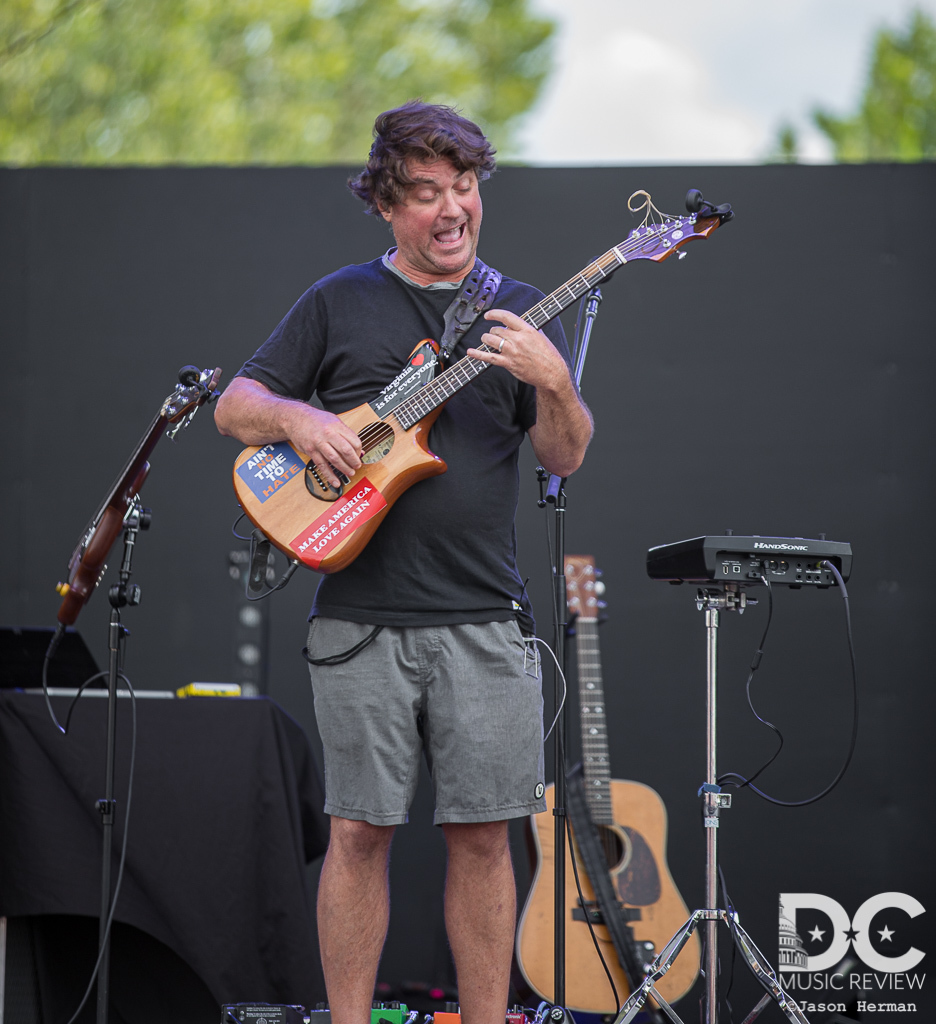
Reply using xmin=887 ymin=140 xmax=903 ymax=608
xmin=46 ymin=365 xmax=219 ymax=1024
xmin=96 ymin=496 xmax=149 ymax=1024
xmin=536 ymin=287 xmax=602 ymax=1013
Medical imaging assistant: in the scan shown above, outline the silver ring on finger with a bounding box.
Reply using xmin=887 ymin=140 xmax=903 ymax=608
xmin=498 ymin=337 xmax=505 ymax=353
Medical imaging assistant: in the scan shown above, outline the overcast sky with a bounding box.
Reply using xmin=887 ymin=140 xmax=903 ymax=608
xmin=518 ymin=0 xmax=936 ymax=163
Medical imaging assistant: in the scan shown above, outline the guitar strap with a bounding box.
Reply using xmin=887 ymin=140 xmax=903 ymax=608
xmin=566 ymin=764 xmax=662 ymax=1009
xmin=439 ymin=258 xmax=502 ymax=361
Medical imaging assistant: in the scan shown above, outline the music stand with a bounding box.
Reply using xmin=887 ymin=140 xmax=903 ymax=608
xmin=611 ymin=582 xmax=809 ymax=1024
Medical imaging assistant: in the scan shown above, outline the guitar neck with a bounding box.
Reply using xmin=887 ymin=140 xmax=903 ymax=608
xmin=393 ymin=206 xmax=723 ymax=429
xmin=65 ymin=369 xmax=221 ymax=576
xmin=524 ymin=248 xmax=626 ymax=329
xmin=576 ymin=617 xmax=614 ymax=826
xmin=68 ymin=410 xmax=167 ymax=563
xmin=393 ymin=244 xmax=627 ymax=430
xmin=100 ymin=412 xmax=168 ymax=514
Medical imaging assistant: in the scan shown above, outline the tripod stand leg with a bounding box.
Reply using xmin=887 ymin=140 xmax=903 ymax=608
xmin=615 ymin=983 xmax=652 ymax=1024
xmin=739 ymin=994 xmax=772 ymax=1024
xmin=639 ymin=986 xmax=681 ymax=1024
xmin=613 ymin=911 xmax=703 ymax=1024
xmin=727 ymin=917 xmax=810 ymax=1024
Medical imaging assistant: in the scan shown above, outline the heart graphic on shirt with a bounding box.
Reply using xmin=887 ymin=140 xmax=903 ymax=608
xmin=411 ymin=354 xmax=425 ymax=366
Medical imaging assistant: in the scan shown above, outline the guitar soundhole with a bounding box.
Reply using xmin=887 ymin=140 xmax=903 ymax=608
xmin=360 ymin=421 xmax=395 ymax=465
xmin=305 ymin=421 xmax=394 ymax=502
xmin=597 ymin=825 xmax=629 ymax=872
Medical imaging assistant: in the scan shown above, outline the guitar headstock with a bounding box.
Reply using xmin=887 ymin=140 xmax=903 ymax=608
xmin=620 ymin=215 xmax=720 ymax=264
xmin=565 ymin=554 xmax=601 ymax=622
xmin=162 ymin=366 xmax=223 ymax=436
xmin=618 ymin=188 xmax=732 ymax=265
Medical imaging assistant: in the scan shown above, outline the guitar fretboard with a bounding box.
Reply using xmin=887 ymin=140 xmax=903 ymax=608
xmin=525 ymin=249 xmax=627 ymax=330
xmin=577 ymin=618 xmax=614 ymax=826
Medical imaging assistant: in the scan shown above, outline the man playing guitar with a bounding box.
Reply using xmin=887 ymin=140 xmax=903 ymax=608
xmin=215 ymin=101 xmax=593 ymax=1024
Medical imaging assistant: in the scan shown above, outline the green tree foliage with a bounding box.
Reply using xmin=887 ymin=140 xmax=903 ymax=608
xmin=813 ymin=8 xmax=936 ymax=161
xmin=0 ymin=0 xmax=555 ymax=164
xmin=766 ymin=121 xmax=799 ymax=164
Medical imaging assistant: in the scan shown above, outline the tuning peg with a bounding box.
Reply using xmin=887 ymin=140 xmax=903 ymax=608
xmin=686 ymin=189 xmax=704 ymax=213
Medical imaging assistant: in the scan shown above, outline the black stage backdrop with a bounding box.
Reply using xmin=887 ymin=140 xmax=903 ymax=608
xmin=1 ymin=164 xmax=934 ymax=1024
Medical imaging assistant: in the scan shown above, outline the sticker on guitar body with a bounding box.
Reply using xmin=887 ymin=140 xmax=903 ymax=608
xmin=290 ymin=479 xmax=387 ymax=568
xmin=236 ymin=443 xmax=304 ymax=502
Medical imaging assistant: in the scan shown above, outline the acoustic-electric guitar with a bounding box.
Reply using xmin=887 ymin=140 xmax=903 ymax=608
xmin=515 ymin=555 xmax=700 ymax=1013
xmin=232 ymin=193 xmax=731 ymax=574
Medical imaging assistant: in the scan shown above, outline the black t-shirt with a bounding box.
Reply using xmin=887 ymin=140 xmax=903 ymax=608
xmin=237 ymin=256 xmax=570 ymax=628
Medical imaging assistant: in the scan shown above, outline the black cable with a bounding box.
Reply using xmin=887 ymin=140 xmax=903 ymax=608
xmin=42 ymin=629 xmax=125 ymax=736
xmin=563 ymin=810 xmax=622 ymax=1014
xmin=41 ymin=622 xmax=68 ymax=733
xmin=244 ymin=559 xmax=300 ymax=601
xmin=719 ymin=561 xmax=858 ymax=807
xmin=302 ymin=624 xmax=384 ymax=666
xmin=62 ymin=671 xmax=112 ymax=733
xmin=717 ymin=575 xmax=785 ymax=791
xmin=230 ymin=511 xmax=254 ymax=541
xmin=719 ymin=866 xmax=739 ymax=1024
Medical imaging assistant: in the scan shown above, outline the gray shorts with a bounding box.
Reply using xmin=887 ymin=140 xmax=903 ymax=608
xmin=305 ymin=617 xmax=546 ymax=826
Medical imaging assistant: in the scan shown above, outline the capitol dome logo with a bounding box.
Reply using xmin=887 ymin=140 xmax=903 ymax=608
xmin=780 ymin=893 xmax=925 ymax=973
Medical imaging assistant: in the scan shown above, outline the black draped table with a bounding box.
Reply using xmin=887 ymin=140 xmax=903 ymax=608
xmin=0 ymin=691 xmax=329 ymax=1015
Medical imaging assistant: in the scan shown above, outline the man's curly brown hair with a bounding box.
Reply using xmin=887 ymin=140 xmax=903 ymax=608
xmin=348 ymin=101 xmax=497 ymax=215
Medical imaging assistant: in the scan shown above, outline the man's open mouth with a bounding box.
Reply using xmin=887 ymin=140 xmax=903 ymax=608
xmin=434 ymin=223 xmax=466 ymax=245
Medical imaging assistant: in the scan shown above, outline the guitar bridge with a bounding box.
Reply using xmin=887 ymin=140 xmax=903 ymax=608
xmin=573 ymin=900 xmax=642 ymax=925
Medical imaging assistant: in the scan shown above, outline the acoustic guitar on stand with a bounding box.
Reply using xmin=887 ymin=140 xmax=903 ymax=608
xmin=515 ymin=555 xmax=700 ymax=1013
xmin=232 ymin=191 xmax=732 ymax=575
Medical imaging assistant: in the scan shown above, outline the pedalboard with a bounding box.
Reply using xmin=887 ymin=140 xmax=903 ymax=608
xmin=223 ymin=1003 xmax=534 ymax=1024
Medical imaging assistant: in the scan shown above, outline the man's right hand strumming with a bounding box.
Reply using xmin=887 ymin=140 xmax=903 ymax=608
xmin=215 ymin=376 xmax=363 ymax=489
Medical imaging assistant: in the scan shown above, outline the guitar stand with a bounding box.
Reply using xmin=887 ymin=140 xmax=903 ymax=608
xmin=611 ymin=584 xmax=810 ymax=1024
